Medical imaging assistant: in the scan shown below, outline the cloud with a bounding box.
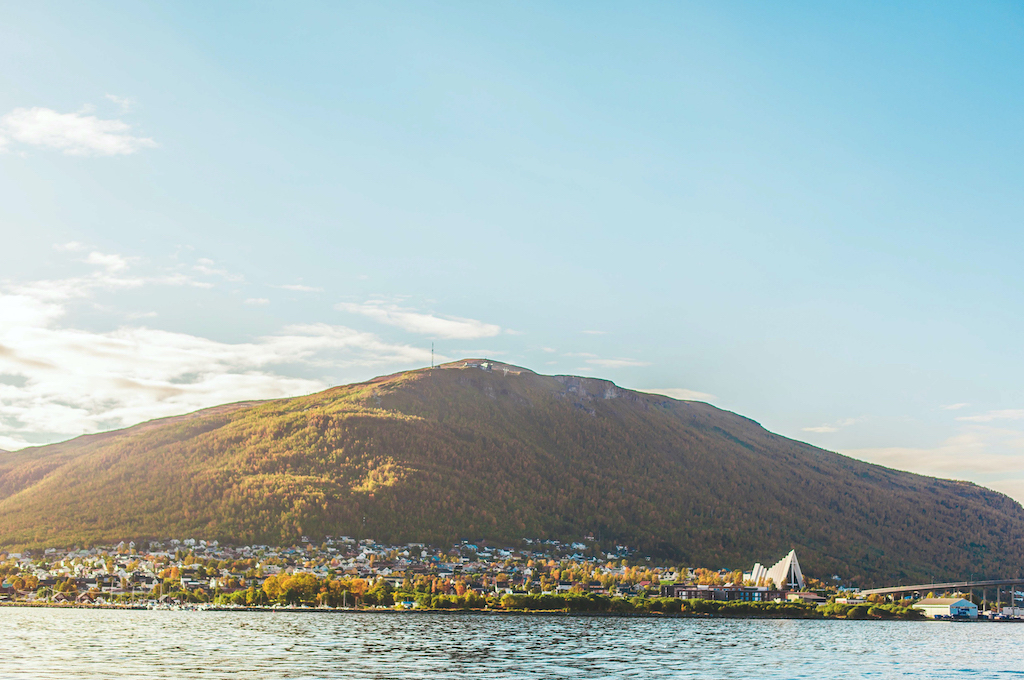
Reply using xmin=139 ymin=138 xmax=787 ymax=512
xmin=244 ymin=298 xmax=270 ymax=305
xmin=0 ymin=294 xmax=432 ymax=451
xmin=0 ymin=251 xmax=544 ymax=451
xmin=105 ymin=94 xmax=136 ymax=112
xmin=193 ymin=258 xmax=244 ymax=282
xmin=845 ymin=425 xmax=1024 ymax=504
xmin=957 ymin=409 xmax=1024 ymax=423
xmin=2 ymin=256 xmax=212 ymax=319
xmin=986 ymin=479 xmax=1024 ymax=504
xmin=275 ymin=284 xmax=323 ymax=293
xmin=0 ymin=106 xmax=157 ymax=156
xmin=940 ymin=403 xmax=970 ymax=411
xmin=585 ymin=358 xmax=651 ymax=368
xmin=336 ymin=301 xmax=501 ymax=340
xmin=802 ymin=418 xmax=857 ymax=434
xmin=54 ymin=241 xmax=86 ymax=252
xmin=84 ymin=251 xmax=131 ymax=272
xmin=846 ymin=428 xmax=1024 ymax=477
xmin=643 ymin=387 xmax=716 ymax=402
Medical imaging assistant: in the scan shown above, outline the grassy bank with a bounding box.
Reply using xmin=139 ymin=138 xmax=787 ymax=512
xmin=3 ymin=596 xmax=925 ymax=620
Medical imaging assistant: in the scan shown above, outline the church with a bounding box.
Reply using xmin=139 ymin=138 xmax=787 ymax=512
xmin=744 ymin=549 xmax=805 ymax=590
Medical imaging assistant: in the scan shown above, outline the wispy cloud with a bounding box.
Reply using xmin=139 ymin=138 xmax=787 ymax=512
xmin=846 ymin=426 xmax=1024 ymax=477
xmin=643 ymin=387 xmax=716 ymax=402
xmin=84 ymin=251 xmax=132 ymax=272
xmin=336 ymin=301 xmax=501 ymax=340
xmin=105 ymin=94 xmax=136 ymax=113
xmin=844 ymin=422 xmax=1024 ymax=504
xmin=275 ymin=284 xmax=323 ymax=293
xmin=0 ymin=322 xmax=429 ymax=449
xmin=0 ymin=256 xmax=433 ymax=450
xmin=957 ymin=409 xmax=1024 ymax=423
xmin=0 ymin=106 xmax=157 ymax=156
xmin=193 ymin=258 xmax=244 ymax=282
xmin=940 ymin=402 xmax=970 ymax=411
xmin=1 ymin=257 xmax=211 ymax=322
xmin=585 ymin=358 xmax=650 ymax=368
xmin=244 ymin=298 xmax=270 ymax=306
xmin=802 ymin=418 xmax=857 ymax=434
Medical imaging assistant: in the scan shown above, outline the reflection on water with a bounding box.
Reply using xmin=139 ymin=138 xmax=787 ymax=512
xmin=1 ymin=608 xmax=1023 ymax=679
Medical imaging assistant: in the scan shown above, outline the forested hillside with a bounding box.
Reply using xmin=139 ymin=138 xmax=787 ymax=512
xmin=1 ymin=360 xmax=1021 ymax=586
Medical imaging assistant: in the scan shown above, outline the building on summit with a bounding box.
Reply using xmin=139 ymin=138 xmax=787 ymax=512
xmin=745 ymin=549 xmax=804 ymax=590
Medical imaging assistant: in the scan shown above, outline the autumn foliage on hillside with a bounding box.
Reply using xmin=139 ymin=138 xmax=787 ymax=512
xmin=1 ymin=360 xmax=1022 ymax=587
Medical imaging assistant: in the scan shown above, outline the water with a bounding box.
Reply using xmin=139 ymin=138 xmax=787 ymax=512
xmin=1 ymin=608 xmax=1023 ymax=678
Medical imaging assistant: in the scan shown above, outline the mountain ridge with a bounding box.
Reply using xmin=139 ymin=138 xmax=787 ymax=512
xmin=1 ymin=359 xmax=1021 ymax=587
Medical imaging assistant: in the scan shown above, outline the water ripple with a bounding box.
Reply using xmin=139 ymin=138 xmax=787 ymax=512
xmin=0 ymin=609 xmax=1022 ymax=678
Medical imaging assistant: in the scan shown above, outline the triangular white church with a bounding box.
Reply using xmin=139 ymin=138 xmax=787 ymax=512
xmin=745 ymin=549 xmax=804 ymax=590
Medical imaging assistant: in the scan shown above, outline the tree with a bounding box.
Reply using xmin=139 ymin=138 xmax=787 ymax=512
xmin=262 ymin=574 xmax=282 ymax=600
xmin=348 ymin=578 xmax=368 ymax=606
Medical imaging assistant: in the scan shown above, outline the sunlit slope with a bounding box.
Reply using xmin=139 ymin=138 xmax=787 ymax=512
xmin=1 ymin=360 xmax=1021 ymax=586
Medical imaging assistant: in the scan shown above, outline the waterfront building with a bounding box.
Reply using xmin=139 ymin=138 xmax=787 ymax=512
xmin=659 ymin=584 xmax=782 ymax=602
xmin=915 ymin=597 xmax=978 ymax=619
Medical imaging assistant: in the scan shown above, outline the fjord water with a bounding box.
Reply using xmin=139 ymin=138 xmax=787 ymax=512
xmin=3 ymin=609 xmax=1023 ymax=679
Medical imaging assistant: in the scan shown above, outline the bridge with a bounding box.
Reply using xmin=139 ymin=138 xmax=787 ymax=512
xmin=861 ymin=579 xmax=1024 ymax=601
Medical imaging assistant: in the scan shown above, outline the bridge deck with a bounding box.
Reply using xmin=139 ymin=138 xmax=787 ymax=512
xmin=860 ymin=579 xmax=1024 ymax=596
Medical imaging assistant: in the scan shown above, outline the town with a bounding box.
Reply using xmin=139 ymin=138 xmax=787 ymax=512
xmin=1 ymin=537 xmax=1020 ymax=621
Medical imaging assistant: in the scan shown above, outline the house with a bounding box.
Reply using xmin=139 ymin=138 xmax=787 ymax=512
xmin=383 ymin=576 xmax=405 ymax=589
xmin=915 ymin=597 xmax=978 ymax=619
xmin=787 ymin=591 xmax=827 ymax=604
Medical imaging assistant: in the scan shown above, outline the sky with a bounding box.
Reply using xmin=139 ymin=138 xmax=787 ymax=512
xmin=1 ymin=1 xmax=1023 ymax=500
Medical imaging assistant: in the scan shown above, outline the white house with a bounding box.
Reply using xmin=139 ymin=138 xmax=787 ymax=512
xmin=915 ymin=597 xmax=978 ymax=619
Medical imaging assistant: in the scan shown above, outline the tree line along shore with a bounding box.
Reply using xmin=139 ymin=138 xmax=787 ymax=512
xmin=0 ymin=597 xmax=922 ymax=620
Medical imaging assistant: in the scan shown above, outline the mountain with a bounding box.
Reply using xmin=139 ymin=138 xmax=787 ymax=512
xmin=1 ymin=360 xmax=1021 ymax=586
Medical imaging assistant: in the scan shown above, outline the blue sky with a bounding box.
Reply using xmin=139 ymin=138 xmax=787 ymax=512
xmin=1 ymin=2 xmax=1023 ymax=499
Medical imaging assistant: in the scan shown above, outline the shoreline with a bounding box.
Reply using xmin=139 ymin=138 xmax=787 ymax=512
xmin=3 ymin=601 xmax=1016 ymax=621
